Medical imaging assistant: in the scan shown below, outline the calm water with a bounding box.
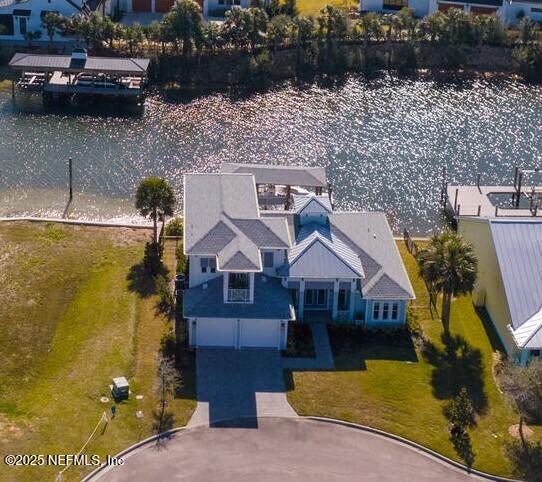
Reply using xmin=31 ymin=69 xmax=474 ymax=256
xmin=1 ymin=75 xmax=542 ymax=235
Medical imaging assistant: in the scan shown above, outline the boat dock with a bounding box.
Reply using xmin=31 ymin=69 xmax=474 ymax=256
xmin=9 ymin=49 xmax=150 ymax=102
xmin=444 ymin=167 xmax=542 ymax=219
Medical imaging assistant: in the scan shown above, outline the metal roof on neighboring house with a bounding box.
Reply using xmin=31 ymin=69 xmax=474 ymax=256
xmin=9 ymin=53 xmax=150 ymax=75
xmin=490 ymin=219 xmax=542 ymax=349
xmin=220 ymin=163 xmax=327 ymax=188
xmin=184 ymin=274 xmax=294 ymax=320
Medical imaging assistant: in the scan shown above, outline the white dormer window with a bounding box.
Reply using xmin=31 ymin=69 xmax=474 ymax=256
xmin=200 ymin=257 xmax=216 ymax=273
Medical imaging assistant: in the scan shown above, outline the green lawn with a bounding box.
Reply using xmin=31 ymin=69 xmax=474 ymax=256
xmin=296 ymin=0 xmax=358 ymax=17
xmin=286 ymin=241 xmax=540 ymax=478
xmin=0 ymin=222 xmax=195 ymax=482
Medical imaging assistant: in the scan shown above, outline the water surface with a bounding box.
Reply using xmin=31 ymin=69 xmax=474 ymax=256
xmin=1 ymin=75 xmax=541 ymax=234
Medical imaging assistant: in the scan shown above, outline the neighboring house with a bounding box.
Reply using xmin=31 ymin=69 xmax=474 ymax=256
xmin=458 ymin=218 xmax=542 ymax=365
xmin=183 ymin=164 xmax=415 ymax=350
xmin=0 ymin=0 xmax=90 ymax=43
xmin=203 ymin=0 xmax=247 ymax=19
xmin=360 ymin=0 xmax=540 ymax=25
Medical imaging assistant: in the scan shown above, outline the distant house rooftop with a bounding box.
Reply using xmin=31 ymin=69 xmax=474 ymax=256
xmin=220 ymin=163 xmax=327 ymax=188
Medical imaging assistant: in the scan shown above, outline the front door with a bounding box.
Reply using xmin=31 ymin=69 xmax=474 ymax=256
xmin=305 ymin=289 xmax=328 ymax=309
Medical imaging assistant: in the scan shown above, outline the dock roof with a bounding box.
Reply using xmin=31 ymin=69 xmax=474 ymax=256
xmin=220 ymin=163 xmax=327 ymax=188
xmin=9 ymin=53 xmax=150 ymax=75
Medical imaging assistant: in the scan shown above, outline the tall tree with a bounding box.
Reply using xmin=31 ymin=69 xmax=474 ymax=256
xmin=41 ymin=12 xmax=62 ymax=49
xmin=135 ymin=177 xmax=176 ymax=243
xmin=163 ymin=0 xmax=204 ymax=55
xmin=417 ymin=231 xmax=477 ymax=332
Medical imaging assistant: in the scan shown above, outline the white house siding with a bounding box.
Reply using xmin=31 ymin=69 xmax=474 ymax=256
xmin=503 ymin=1 xmax=542 ymax=24
xmin=0 ymin=0 xmax=82 ymax=43
xmin=360 ymin=0 xmax=385 ymax=12
xmin=203 ymin=0 xmax=249 ymax=18
xmin=364 ymin=299 xmax=407 ymax=328
xmin=409 ymin=0 xmax=430 ymax=15
xmin=188 ymin=317 xmax=287 ymax=349
xmin=458 ymin=218 xmax=523 ymax=360
xmin=188 ymin=255 xmax=222 ymax=288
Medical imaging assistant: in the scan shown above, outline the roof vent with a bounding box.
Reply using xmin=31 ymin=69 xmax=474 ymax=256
xmin=202 ymin=283 xmax=208 ymax=290
xmin=71 ymin=48 xmax=88 ymax=61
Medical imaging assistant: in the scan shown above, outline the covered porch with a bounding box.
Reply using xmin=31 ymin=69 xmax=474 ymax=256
xmin=289 ymin=279 xmax=358 ymax=323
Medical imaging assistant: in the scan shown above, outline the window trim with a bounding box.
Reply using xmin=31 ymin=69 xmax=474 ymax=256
xmin=391 ymin=302 xmax=399 ymax=320
xmin=373 ymin=302 xmax=380 ymax=320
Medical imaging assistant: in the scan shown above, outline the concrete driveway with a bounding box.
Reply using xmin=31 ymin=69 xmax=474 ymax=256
xmin=92 ymin=417 xmax=485 ymax=482
xmin=188 ymin=349 xmax=296 ymax=427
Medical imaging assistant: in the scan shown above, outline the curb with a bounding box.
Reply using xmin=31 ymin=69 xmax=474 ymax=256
xmin=82 ymin=416 xmax=521 ymax=482
xmin=305 ymin=416 xmax=521 ymax=482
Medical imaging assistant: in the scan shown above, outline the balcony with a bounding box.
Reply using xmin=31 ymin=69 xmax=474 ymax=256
xmin=227 ymin=288 xmax=250 ymax=303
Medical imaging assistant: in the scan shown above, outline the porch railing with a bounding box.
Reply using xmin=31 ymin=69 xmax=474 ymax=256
xmin=227 ymin=288 xmax=250 ymax=303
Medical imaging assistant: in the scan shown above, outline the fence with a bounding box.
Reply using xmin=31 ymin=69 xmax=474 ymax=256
xmin=403 ymin=229 xmax=438 ymax=316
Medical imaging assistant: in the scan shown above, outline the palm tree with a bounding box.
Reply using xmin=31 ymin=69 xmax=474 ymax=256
xmin=42 ymin=12 xmax=62 ymax=50
xmin=163 ymin=0 xmax=204 ymax=55
xmin=135 ymin=177 xmax=176 ymax=243
xmin=417 ymin=231 xmax=477 ymax=332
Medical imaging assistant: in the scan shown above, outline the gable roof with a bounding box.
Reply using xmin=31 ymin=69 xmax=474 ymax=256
xmin=279 ymin=223 xmax=364 ymax=278
xmin=184 ymin=173 xmax=290 ymax=272
xmin=293 ymin=194 xmax=332 ymax=214
xmin=330 ymin=212 xmax=415 ymax=300
xmin=220 ymin=163 xmax=327 ymax=188
xmin=490 ymin=219 xmax=542 ymax=349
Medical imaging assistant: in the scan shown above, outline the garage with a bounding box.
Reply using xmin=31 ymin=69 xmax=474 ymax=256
xmin=190 ymin=318 xmax=285 ymax=349
xmin=240 ymin=319 xmax=281 ymax=349
xmin=194 ymin=318 xmax=236 ymax=347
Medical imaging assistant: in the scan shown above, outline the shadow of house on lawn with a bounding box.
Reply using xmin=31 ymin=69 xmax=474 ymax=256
xmin=328 ymin=326 xmax=419 ymax=372
xmin=422 ymin=332 xmax=487 ymax=414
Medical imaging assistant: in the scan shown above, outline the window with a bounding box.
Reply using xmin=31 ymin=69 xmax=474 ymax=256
xmin=317 ymin=289 xmax=327 ymax=306
xmin=305 ymin=290 xmax=314 ymax=306
xmin=218 ymin=0 xmax=224 ymax=4
xmin=373 ymin=302 xmax=380 ymax=320
xmin=382 ymin=303 xmax=389 ymax=320
xmin=19 ymin=17 xmax=27 ymax=35
xmin=383 ymin=0 xmax=408 ymax=10
xmin=0 ymin=15 xmax=14 ymax=36
xmin=532 ymin=7 xmax=542 ymax=12
xmin=263 ymin=252 xmax=274 ymax=268
xmin=228 ymin=272 xmax=249 ymax=289
xmin=391 ymin=303 xmax=399 ymax=320
xmin=531 ymin=350 xmax=541 ymax=359
xmin=338 ymin=289 xmax=348 ymax=311
xmin=200 ymin=257 xmax=216 ymax=273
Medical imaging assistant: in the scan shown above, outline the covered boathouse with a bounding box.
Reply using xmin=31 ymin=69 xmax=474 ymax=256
xmin=8 ymin=49 xmax=150 ymax=103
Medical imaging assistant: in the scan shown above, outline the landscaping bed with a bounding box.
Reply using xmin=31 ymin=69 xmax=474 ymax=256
xmin=282 ymin=322 xmax=316 ymax=358
xmin=286 ymin=241 xmax=541 ymax=478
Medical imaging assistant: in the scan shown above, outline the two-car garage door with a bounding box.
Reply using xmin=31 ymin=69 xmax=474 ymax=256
xmin=192 ymin=318 xmax=283 ymax=349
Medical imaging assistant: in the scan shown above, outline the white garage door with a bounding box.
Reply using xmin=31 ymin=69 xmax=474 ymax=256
xmin=196 ymin=318 xmax=236 ymax=347
xmin=240 ymin=319 xmax=279 ymax=348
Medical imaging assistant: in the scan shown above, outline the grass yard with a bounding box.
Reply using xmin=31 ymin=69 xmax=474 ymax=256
xmin=296 ymin=0 xmax=358 ymax=17
xmin=286 ymin=241 xmax=541 ymax=478
xmin=0 ymin=222 xmax=195 ymax=482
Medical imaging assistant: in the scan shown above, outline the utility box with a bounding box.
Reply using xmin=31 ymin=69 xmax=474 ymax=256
xmin=112 ymin=377 xmax=129 ymax=400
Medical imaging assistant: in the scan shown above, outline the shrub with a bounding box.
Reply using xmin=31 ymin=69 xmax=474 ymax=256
xmin=444 ymin=387 xmax=475 ymax=432
xmin=513 ymin=44 xmax=542 ymax=83
xmin=406 ymin=305 xmax=423 ymax=338
xmin=144 ymin=242 xmax=164 ymax=276
xmin=165 ymin=217 xmax=183 ymax=236
xmin=175 ymin=243 xmax=187 ymax=274
xmin=156 ymin=274 xmax=175 ymax=316
xmin=506 ymin=439 xmax=542 ymax=482
xmin=160 ymin=331 xmax=177 ymax=359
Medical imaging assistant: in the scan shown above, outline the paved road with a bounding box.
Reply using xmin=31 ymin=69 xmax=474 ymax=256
xmin=93 ymin=417 xmax=484 ymax=482
xmin=188 ymin=349 xmax=296 ymax=427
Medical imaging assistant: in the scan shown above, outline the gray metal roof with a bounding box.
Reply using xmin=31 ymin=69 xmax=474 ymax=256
xmin=184 ymin=173 xmax=290 ymax=271
xmin=279 ymin=223 xmax=364 ymax=278
xmin=490 ymin=220 xmax=542 ymax=348
xmin=184 ymin=274 xmax=294 ymax=320
xmin=9 ymin=53 xmax=150 ymax=75
xmin=330 ymin=213 xmax=415 ymax=300
xmin=293 ymin=194 xmax=332 ymax=214
xmin=220 ymin=163 xmax=327 ymax=188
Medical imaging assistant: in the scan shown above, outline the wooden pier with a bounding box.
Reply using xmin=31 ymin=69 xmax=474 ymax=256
xmin=9 ymin=50 xmax=150 ymax=102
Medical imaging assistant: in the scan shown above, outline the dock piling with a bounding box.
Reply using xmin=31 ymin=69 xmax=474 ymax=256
xmin=68 ymin=157 xmax=73 ymax=201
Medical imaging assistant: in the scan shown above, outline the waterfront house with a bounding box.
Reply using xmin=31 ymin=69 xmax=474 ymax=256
xmin=183 ymin=164 xmax=415 ymax=350
xmin=0 ymin=0 xmax=92 ymax=44
xmin=458 ymin=218 xmax=542 ymax=364
xmin=359 ymin=0 xmax=542 ymax=25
